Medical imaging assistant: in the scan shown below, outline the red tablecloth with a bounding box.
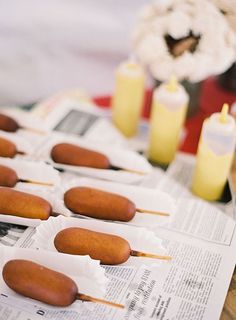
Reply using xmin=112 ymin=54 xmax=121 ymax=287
xmin=93 ymin=77 xmax=236 ymax=155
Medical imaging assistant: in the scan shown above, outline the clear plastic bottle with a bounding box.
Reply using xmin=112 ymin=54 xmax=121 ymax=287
xmin=148 ymin=76 xmax=189 ymax=165
xmin=192 ymin=104 xmax=236 ymax=201
xmin=112 ymin=61 xmax=145 ymax=137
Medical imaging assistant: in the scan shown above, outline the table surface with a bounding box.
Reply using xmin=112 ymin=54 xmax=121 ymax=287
xmin=221 ymin=269 xmax=236 ymax=319
xmin=222 ymin=157 xmax=236 ymax=320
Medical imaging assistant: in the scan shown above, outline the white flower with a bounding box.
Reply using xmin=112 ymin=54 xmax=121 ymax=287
xmin=211 ymin=0 xmax=236 ymax=15
xmin=132 ymin=0 xmax=236 ymax=82
xmin=211 ymin=0 xmax=236 ymax=45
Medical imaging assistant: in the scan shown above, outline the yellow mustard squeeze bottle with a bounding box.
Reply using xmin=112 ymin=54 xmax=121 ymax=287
xmin=148 ymin=76 xmax=189 ymax=165
xmin=192 ymin=104 xmax=236 ymax=201
xmin=112 ymin=61 xmax=145 ymax=137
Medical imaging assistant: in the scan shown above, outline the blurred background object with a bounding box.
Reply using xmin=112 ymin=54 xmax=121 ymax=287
xmin=112 ymin=60 xmax=145 ymax=137
xmin=0 ymin=0 xmax=147 ymax=106
xmin=0 ymin=0 xmax=235 ymax=112
xmin=212 ymin=0 xmax=236 ymax=32
xmin=213 ymin=0 xmax=236 ymax=92
xmin=132 ymin=0 xmax=236 ymax=83
xmin=148 ymin=76 xmax=189 ymax=165
xmin=132 ymin=0 xmax=236 ymax=115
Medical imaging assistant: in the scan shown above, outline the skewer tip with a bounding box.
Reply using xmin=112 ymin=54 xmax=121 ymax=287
xmin=136 ymin=208 xmax=170 ymax=217
xmin=19 ymin=179 xmax=54 ymax=187
xmin=76 ymin=293 xmax=125 ymax=309
xmin=21 ymin=126 xmax=46 ymax=135
xmin=130 ymin=250 xmax=172 ymax=261
xmin=17 ymin=150 xmax=26 ymax=156
xmin=110 ymin=165 xmax=147 ymax=175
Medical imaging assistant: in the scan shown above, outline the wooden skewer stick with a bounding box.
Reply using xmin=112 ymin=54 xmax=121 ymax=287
xmin=110 ymin=165 xmax=147 ymax=175
xmin=17 ymin=150 xmax=27 ymax=155
xmin=51 ymin=212 xmax=61 ymax=217
xmin=21 ymin=126 xmax=46 ymax=135
xmin=130 ymin=250 xmax=172 ymax=261
xmin=136 ymin=208 xmax=170 ymax=217
xmin=19 ymin=179 xmax=54 ymax=187
xmin=76 ymin=293 xmax=125 ymax=309
xmin=121 ymin=168 xmax=147 ymax=175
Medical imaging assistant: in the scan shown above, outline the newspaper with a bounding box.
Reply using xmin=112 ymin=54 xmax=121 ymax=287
xmin=0 ymin=223 xmax=35 ymax=248
xmin=32 ymin=99 xmax=128 ymax=148
xmin=165 ymin=153 xmax=236 ymax=223
xmin=1 ymin=207 xmax=235 ymax=320
xmin=140 ymin=153 xmax=236 ymax=245
xmin=0 ymin=103 xmax=236 ymax=319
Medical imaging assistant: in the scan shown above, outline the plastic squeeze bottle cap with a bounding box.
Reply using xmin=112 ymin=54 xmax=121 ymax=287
xmin=202 ymin=103 xmax=236 ymax=155
xmin=165 ymin=75 xmax=178 ymax=92
xmin=219 ymin=103 xmax=229 ymax=123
